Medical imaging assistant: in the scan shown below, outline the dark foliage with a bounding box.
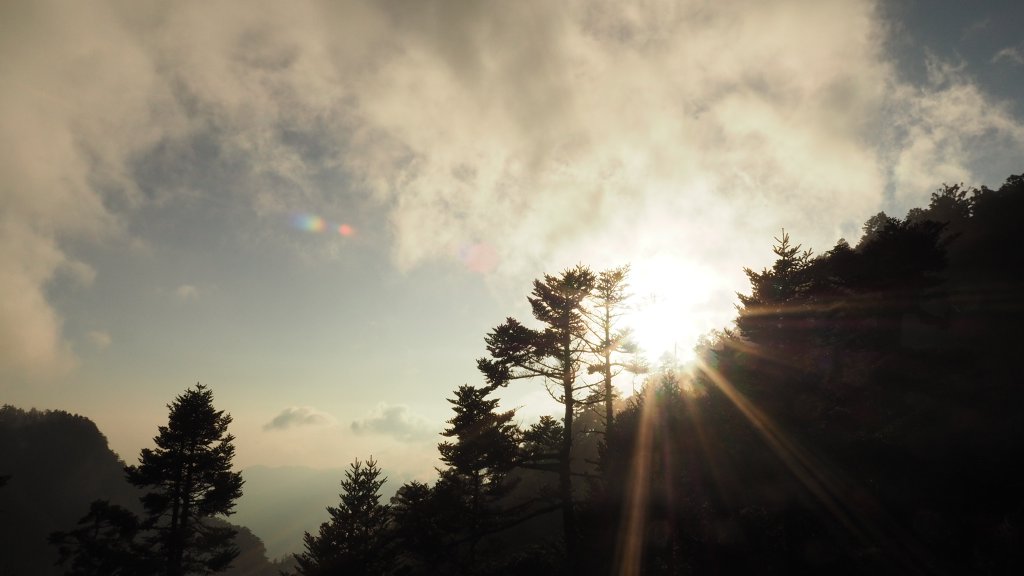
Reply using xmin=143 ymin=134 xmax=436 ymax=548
xmin=49 ymin=500 xmax=148 ymax=576
xmin=437 ymin=385 xmax=520 ymax=569
xmin=125 ymin=384 xmax=244 ymax=576
xmin=0 ymin=403 xmax=281 ymax=576
xmin=14 ymin=174 xmax=1024 ymax=576
xmin=579 ymin=174 xmax=1024 ymax=574
xmin=0 ymin=406 xmax=139 ymax=576
xmin=295 ymin=458 xmax=393 ymax=576
xmin=477 ymin=265 xmax=597 ymax=568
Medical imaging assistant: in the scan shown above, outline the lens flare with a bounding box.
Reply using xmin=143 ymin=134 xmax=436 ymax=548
xmin=291 ymin=214 xmax=325 ymax=232
xmin=456 ymin=242 xmax=499 ymax=274
xmin=290 ymin=213 xmax=356 ymax=237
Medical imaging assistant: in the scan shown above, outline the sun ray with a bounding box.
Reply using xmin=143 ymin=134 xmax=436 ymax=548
xmin=693 ymin=356 xmax=938 ymax=573
xmin=614 ymin=385 xmax=657 ymax=575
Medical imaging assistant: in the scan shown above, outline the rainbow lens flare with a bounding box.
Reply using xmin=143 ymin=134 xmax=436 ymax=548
xmin=291 ymin=213 xmax=357 ymax=237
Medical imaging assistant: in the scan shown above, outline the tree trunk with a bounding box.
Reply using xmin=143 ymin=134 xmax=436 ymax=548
xmin=560 ymin=332 xmax=577 ymax=569
xmin=169 ymin=467 xmax=183 ymax=576
xmin=561 ymin=383 xmax=576 ymax=569
xmin=604 ymin=304 xmax=614 ymax=439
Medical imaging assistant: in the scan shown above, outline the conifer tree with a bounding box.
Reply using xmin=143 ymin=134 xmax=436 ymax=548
xmin=477 ymin=265 xmax=595 ymax=567
xmin=583 ymin=265 xmax=643 ymax=440
xmin=438 ymin=385 xmax=518 ymax=498
xmin=390 ymin=480 xmax=448 ymax=573
xmin=295 ymin=458 xmax=393 ymax=576
xmin=125 ymin=384 xmax=243 ymax=576
xmin=437 ymin=384 xmax=519 ymax=568
xmin=49 ymin=500 xmax=149 ymax=576
xmin=736 ymin=230 xmax=814 ymax=350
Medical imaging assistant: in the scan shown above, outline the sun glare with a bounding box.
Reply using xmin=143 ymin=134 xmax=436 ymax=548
xmin=626 ymin=256 xmax=712 ymax=367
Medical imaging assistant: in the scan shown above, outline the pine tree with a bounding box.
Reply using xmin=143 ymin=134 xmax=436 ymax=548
xmin=124 ymin=384 xmax=244 ymax=576
xmin=736 ymin=230 xmax=814 ymax=349
xmin=49 ymin=500 xmax=152 ymax=576
xmin=438 ymin=385 xmax=518 ymax=499
xmin=295 ymin=458 xmax=393 ymax=576
xmin=477 ymin=265 xmax=596 ymax=567
xmin=390 ymin=480 xmax=448 ymax=573
xmin=437 ymin=384 xmax=519 ymax=569
xmin=583 ymin=265 xmax=643 ymax=440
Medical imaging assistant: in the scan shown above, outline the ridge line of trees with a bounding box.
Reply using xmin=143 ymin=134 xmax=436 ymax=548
xmin=37 ymin=173 xmax=1024 ymax=575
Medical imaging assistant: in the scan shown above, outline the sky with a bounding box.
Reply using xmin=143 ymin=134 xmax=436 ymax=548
xmin=2 ymin=0 xmax=1023 ymax=483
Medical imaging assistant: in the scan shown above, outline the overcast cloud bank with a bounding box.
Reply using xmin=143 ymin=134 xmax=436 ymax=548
xmin=2 ymin=0 xmax=1022 ymax=382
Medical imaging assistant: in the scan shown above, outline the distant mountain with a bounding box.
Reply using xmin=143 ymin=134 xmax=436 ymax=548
xmin=231 ymin=524 xmax=298 ymax=576
xmin=0 ymin=405 xmax=290 ymax=576
xmin=235 ymin=465 xmax=404 ymax=560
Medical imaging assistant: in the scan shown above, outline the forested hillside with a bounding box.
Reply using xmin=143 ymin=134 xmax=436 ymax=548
xmin=5 ymin=174 xmax=1022 ymax=575
xmin=0 ymin=407 xmax=140 ymax=575
xmin=289 ymin=175 xmax=1023 ymax=575
xmin=585 ymin=174 xmax=1024 ymax=574
xmin=0 ymin=405 xmax=293 ymax=576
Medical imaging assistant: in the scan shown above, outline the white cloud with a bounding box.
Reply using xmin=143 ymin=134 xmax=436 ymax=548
xmin=315 ymin=0 xmax=1023 ymax=277
xmin=887 ymin=56 xmax=1024 ymax=204
xmin=0 ymin=226 xmax=77 ymax=379
xmin=0 ymin=0 xmax=181 ymax=382
xmin=2 ymin=0 xmax=1023 ymax=382
xmin=993 ymin=46 xmax=1024 ymax=66
xmin=263 ymin=406 xmax=335 ymax=431
xmin=351 ymin=403 xmax=434 ymax=442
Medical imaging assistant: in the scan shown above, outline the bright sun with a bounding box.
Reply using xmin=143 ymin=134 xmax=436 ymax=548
xmin=625 ymin=255 xmax=713 ymax=367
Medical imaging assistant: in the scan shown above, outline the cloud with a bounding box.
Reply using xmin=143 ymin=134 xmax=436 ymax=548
xmin=887 ymin=56 xmax=1024 ymax=203
xmin=176 ymin=284 xmax=200 ymax=301
xmin=351 ymin=404 xmax=434 ymax=442
xmin=0 ymin=229 xmax=78 ymax=379
xmin=263 ymin=406 xmax=335 ymax=431
xmin=3 ymin=0 xmax=1023 ymax=382
xmin=299 ymin=0 xmax=1023 ymax=277
xmin=0 ymin=0 xmax=178 ymax=381
xmin=993 ymin=46 xmax=1024 ymax=66
xmin=86 ymin=330 xmax=112 ymax=351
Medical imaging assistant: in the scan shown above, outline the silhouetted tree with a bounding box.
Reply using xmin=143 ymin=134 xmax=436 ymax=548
xmin=437 ymin=384 xmax=519 ymax=569
xmin=49 ymin=500 xmax=149 ymax=576
xmin=519 ymin=415 xmax=564 ymax=471
xmin=736 ymin=229 xmax=814 ymax=353
xmin=125 ymin=384 xmax=244 ymax=576
xmin=478 ymin=265 xmax=596 ymax=567
xmin=390 ymin=480 xmax=449 ymax=574
xmin=295 ymin=458 xmax=393 ymax=576
xmin=583 ymin=265 xmax=643 ymax=441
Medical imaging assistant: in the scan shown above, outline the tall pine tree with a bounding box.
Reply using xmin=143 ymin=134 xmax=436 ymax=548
xmin=583 ymin=265 xmax=643 ymax=441
xmin=437 ymin=384 xmax=520 ymax=570
xmin=125 ymin=384 xmax=243 ymax=576
xmin=477 ymin=265 xmax=595 ymax=568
